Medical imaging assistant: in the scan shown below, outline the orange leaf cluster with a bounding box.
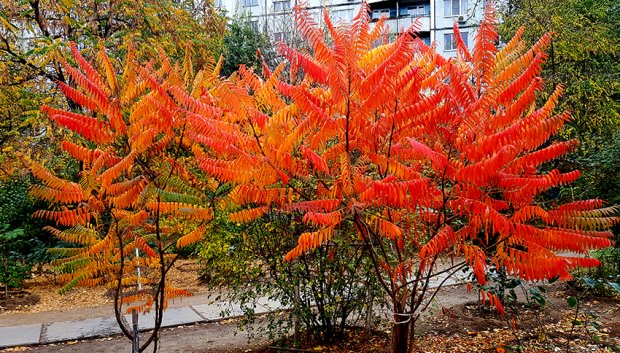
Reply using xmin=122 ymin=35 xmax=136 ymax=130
xmin=30 ymin=43 xmax=216 ymax=312
xmin=188 ymin=3 xmax=619 ymax=316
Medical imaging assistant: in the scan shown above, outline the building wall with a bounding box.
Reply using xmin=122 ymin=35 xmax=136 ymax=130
xmin=434 ymin=0 xmax=485 ymax=57
xmin=215 ymin=0 xmax=485 ymax=57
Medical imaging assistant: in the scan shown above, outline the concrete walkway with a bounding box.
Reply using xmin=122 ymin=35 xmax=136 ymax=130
xmin=0 ymin=295 xmax=284 ymax=349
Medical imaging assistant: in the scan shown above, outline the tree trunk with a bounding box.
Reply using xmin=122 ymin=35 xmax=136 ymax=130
xmin=391 ymin=315 xmax=410 ymax=353
xmin=293 ymin=284 xmax=300 ymax=347
xmin=3 ymin=246 xmax=8 ymax=299
xmin=365 ymin=291 xmax=374 ymax=334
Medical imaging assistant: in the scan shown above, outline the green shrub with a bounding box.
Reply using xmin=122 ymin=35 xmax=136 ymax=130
xmin=199 ymin=214 xmax=383 ymax=343
xmin=0 ymin=177 xmax=55 ymax=295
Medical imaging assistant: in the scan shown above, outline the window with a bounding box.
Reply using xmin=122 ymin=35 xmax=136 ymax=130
xmin=311 ymin=10 xmax=321 ymax=23
xmin=400 ymin=4 xmax=428 ymax=17
xmin=412 ymin=5 xmax=429 ymax=16
xmin=274 ymin=32 xmax=286 ymax=42
xmin=213 ymin=0 xmax=223 ymax=7
xmin=273 ymin=0 xmax=290 ymax=12
xmin=251 ymin=21 xmax=259 ymax=32
xmin=421 ymin=36 xmax=431 ymax=46
xmin=332 ymin=9 xmax=354 ymax=22
xmin=444 ymin=32 xmax=467 ymax=51
xmin=443 ymin=0 xmax=468 ymax=16
xmin=244 ymin=0 xmax=258 ymax=7
xmin=371 ymin=9 xmax=390 ymax=20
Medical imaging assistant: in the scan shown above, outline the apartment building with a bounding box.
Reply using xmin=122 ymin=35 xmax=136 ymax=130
xmin=216 ymin=0 xmax=485 ymax=57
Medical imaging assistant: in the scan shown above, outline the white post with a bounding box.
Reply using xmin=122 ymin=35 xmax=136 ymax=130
xmin=135 ymin=248 xmax=142 ymax=290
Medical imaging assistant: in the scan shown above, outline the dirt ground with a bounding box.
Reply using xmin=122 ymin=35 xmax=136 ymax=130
xmin=0 ymin=259 xmax=206 ymax=316
xmin=255 ymin=285 xmax=620 ymax=353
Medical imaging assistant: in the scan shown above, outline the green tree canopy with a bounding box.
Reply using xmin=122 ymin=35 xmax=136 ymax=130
xmin=500 ymin=0 xmax=620 ymax=138
xmin=220 ymin=15 xmax=267 ymax=77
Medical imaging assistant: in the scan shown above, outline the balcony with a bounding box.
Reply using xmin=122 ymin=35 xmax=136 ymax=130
xmin=369 ymin=0 xmax=431 ymax=33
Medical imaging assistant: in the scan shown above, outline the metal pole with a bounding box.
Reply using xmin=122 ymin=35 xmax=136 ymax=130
xmin=132 ymin=309 xmax=139 ymax=353
xmin=135 ymin=248 xmax=142 ymax=291
xmin=396 ymin=1 xmax=399 ymax=35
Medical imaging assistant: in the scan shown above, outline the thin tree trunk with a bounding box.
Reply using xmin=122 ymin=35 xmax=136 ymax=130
xmin=294 ymin=284 xmax=301 ymax=347
xmin=392 ymin=301 xmax=411 ymax=353
xmin=3 ymin=246 xmax=8 ymax=299
xmin=391 ymin=318 xmax=410 ymax=353
xmin=407 ymin=316 xmax=417 ymax=353
xmin=365 ymin=292 xmax=374 ymax=334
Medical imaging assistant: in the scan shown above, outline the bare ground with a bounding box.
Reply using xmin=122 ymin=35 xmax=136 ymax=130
xmin=0 ymin=260 xmax=206 ymax=318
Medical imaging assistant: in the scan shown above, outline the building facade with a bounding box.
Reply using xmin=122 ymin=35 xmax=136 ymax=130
xmin=216 ymin=0 xmax=485 ymax=57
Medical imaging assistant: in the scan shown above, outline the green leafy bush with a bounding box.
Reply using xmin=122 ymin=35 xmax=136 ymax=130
xmin=199 ymin=214 xmax=383 ymax=343
xmin=0 ymin=177 xmax=53 ymax=295
xmin=576 ymin=248 xmax=620 ymax=295
xmin=220 ymin=15 xmax=268 ymax=77
xmin=0 ymin=227 xmax=29 ymax=295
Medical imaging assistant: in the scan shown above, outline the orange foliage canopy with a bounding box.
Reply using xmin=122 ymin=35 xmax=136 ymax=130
xmin=30 ymin=42 xmax=220 ymax=324
xmin=199 ymin=3 xmax=619 ymax=317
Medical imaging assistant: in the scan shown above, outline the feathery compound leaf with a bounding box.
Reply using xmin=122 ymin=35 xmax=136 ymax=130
xmin=284 ymin=226 xmax=336 ymax=262
xmin=299 ymin=145 xmax=329 ymax=174
xmin=146 ymin=202 xmax=213 ymax=221
xmin=229 ymin=206 xmax=269 ymax=223
xmin=303 ymin=210 xmax=343 ymax=227
xmin=42 ymin=106 xmax=115 ymax=144
xmin=176 ymin=225 xmax=207 ymax=249
xmin=420 ymin=226 xmax=455 ymax=262
xmin=366 ymin=215 xmax=402 ymax=240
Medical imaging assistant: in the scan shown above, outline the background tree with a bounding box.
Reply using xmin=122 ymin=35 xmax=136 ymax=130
xmin=220 ymin=15 xmax=268 ymax=77
xmin=0 ymin=0 xmax=226 ymax=171
xmin=0 ymin=177 xmax=49 ymax=297
xmin=0 ymin=0 xmax=226 ymax=80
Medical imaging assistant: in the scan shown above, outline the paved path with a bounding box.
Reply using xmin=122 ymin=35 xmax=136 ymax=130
xmin=0 ymin=260 xmax=471 ymax=350
xmin=0 ymin=295 xmax=285 ymax=349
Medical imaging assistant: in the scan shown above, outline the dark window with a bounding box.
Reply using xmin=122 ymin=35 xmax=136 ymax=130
xmin=371 ymin=9 xmax=390 ymax=20
xmin=244 ymin=0 xmax=258 ymax=7
xmin=444 ymin=31 xmax=468 ymax=51
xmin=274 ymin=0 xmax=291 ymax=12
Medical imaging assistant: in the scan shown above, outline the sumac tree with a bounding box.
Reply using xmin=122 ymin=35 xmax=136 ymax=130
xmin=208 ymin=4 xmax=619 ymax=353
xmin=29 ymin=44 xmax=222 ymax=352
